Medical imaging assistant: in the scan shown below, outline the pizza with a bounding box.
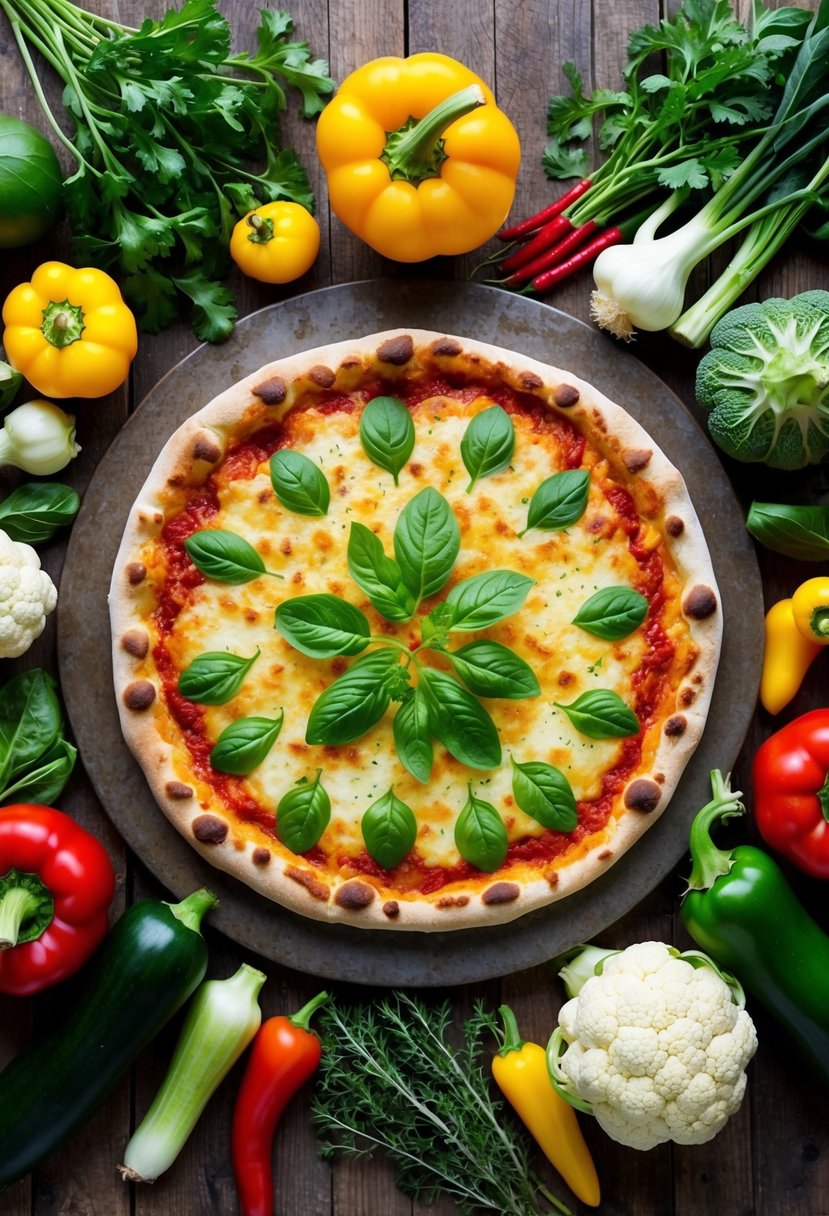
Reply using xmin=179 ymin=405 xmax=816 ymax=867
xmin=109 ymin=329 xmax=721 ymax=931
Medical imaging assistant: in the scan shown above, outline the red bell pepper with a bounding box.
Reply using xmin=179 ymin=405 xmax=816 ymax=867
xmin=753 ymin=709 xmax=829 ymax=879
xmin=0 ymin=804 xmax=116 ymax=995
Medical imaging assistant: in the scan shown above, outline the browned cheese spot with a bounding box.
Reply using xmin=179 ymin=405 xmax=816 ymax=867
xmin=308 ymin=364 xmax=335 ymax=388
xmin=192 ymin=435 xmax=222 ymax=464
xmin=335 ymin=880 xmax=375 ymax=910
xmin=683 ymin=585 xmax=718 ymax=620
xmin=554 ymin=384 xmax=580 ymax=408
xmin=624 ymin=778 xmax=662 ymax=814
xmin=285 ymin=865 xmax=329 ymax=900
xmin=409 ymin=462 xmax=423 ymax=478
xmin=557 ymin=671 xmax=575 ymax=687
xmin=127 ymin=562 xmax=147 ymax=586
xmin=664 ymin=714 xmax=687 ymax=737
xmin=482 ymin=881 xmax=520 ymax=906
xmin=121 ymin=629 xmax=149 ymax=659
xmin=666 ymin=515 xmax=685 ymax=537
xmin=165 ymin=781 xmax=193 ymax=800
xmin=655 ymin=773 xmax=666 ymax=784
xmin=623 ymin=448 xmax=653 ymax=473
xmin=431 ymin=337 xmax=462 ymax=357
xmin=252 ymin=847 xmax=271 ymax=866
xmin=123 ymin=680 xmax=156 ymax=711
xmin=680 ymin=686 xmax=697 ymax=707
xmin=382 ymin=900 xmax=400 ymax=918
xmin=253 ymin=376 xmax=287 ymax=405
xmin=376 ymin=334 xmax=414 ymax=365
xmin=192 ymin=814 xmax=228 ymax=844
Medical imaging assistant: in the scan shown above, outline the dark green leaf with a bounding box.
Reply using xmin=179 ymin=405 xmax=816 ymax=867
xmin=361 ymin=788 xmax=418 ymax=868
xmin=460 ymin=406 xmax=515 ymax=492
xmin=185 ymin=529 xmax=272 ymax=583
xmin=172 ymin=270 xmax=237 ymax=344
xmin=555 ymin=689 xmax=640 ymax=739
xmin=393 ymin=488 xmax=460 ymax=603
xmin=269 ymin=450 xmax=330 ymax=517
xmin=209 ymin=712 xmax=284 ymax=775
xmin=305 ymin=650 xmax=400 ymax=745
xmin=276 ymin=770 xmax=330 ymax=853
xmin=445 ymin=570 xmax=534 ymax=632
xmin=510 ymin=757 xmax=578 ymax=831
xmin=178 ymin=649 xmax=259 ymax=704
xmin=519 ymin=470 xmax=590 ymax=537
xmin=0 ymin=360 xmax=23 ymax=413
xmin=347 ymin=522 xmax=415 ymax=621
xmin=392 ymin=689 xmax=433 ymax=783
xmin=747 ymin=502 xmax=829 ymax=562
xmin=419 ymin=669 xmax=501 ymax=770
xmin=0 ymin=669 xmax=62 ymax=792
xmin=275 ymin=594 xmax=370 ymax=658
xmin=0 ymin=483 xmax=80 ymax=543
xmin=572 ymin=586 xmax=649 ymax=640
xmin=454 ymin=786 xmax=508 ymax=872
xmin=359 ymin=396 xmax=415 ymax=485
xmin=0 ymin=738 xmax=77 ymax=806
xmin=448 ymin=641 xmax=540 ymax=700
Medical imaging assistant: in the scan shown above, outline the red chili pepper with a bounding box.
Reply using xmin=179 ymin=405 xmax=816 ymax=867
xmin=232 ymin=990 xmax=329 ymax=1216
xmin=504 ymin=220 xmax=600 ymax=286
xmin=0 ymin=804 xmax=116 ymax=996
xmin=530 ymin=226 xmax=624 ymax=294
xmin=499 ymin=214 xmax=574 ymax=274
xmin=753 ymin=709 xmax=829 ymax=879
xmin=497 ymin=178 xmax=592 ymax=241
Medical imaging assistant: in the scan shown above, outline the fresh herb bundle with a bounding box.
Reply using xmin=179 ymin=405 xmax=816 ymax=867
xmin=0 ymin=0 xmax=335 ymax=341
xmin=311 ymin=993 xmax=571 ymax=1216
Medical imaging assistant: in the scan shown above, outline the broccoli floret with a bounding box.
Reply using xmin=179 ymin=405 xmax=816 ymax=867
xmin=695 ymin=290 xmax=829 ymax=470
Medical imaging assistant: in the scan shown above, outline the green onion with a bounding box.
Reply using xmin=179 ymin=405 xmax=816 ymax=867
xmin=119 ymin=962 xmax=266 ymax=1183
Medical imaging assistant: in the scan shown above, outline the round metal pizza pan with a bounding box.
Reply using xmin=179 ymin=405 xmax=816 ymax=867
xmin=58 ymin=280 xmax=762 ymax=987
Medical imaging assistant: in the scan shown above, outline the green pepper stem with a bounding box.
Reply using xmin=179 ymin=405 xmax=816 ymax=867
xmin=810 ymin=607 xmax=829 ymax=639
xmin=289 ymin=989 xmax=330 ymax=1030
xmin=246 ymin=213 xmax=275 ymax=245
xmin=166 ymin=887 xmax=219 ymax=933
xmin=685 ymin=769 xmax=745 ymax=893
xmin=0 ymin=869 xmax=54 ymax=947
xmin=0 ymin=887 xmax=39 ymax=948
xmin=495 ymin=1003 xmax=525 ymax=1056
xmin=382 ymin=84 xmax=485 ymax=185
xmin=40 ymin=298 xmax=85 ymax=348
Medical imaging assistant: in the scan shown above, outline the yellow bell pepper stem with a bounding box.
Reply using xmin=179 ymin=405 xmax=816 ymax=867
xmin=791 ymin=576 xmax=829 ymax=645
xmin=760 ymin=597 xmax=823 ymax=715
xmin=491 ymin=1004 xmax=600 ymax=1208
xmin=382 ymin=85 xmax=485 ymax=184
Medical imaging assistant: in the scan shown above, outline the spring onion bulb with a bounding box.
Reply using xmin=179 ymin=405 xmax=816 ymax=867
xmin=0 ymin=400 xmax=80 ymax=474
xmin=120 ymin=962 xmax=266 ymax=1183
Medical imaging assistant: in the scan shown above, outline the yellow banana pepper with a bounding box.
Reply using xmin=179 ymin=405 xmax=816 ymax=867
xmin=316 ymin=52 xmax=520 ymax=262
xmin=2 ymin=261 xmax=138 ymax=399
xmin=792 ymin=576 xmax=829 ymax=646
xmin=491 ymin=1004 xmax=600 ymax=1208
xmin=760 ymin=597 xmax=823 ymax=716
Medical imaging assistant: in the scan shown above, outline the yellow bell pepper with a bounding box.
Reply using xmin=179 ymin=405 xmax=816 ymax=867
xmin=760 ymin=597 xmax=823 ymax=716
xmin=316 ymin=52 xmax=520 ymax=262
xmin=2 ymin=261 xmax=138 ymax=399
xmin=230 ymin=202 xmax=320 ymax=284
xmin=491 ymin=1004 xmax=600 ymax=1207
xmin=792 ymin=576 xmax=829 ymax=646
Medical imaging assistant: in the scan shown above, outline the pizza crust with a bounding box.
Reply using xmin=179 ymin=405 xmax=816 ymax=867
xmin=110 ymin=329 xmax=721 ymax=931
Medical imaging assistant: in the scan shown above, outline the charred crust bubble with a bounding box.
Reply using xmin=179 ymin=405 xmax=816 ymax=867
xmin=192 ymin=436 xmax=222 ymax=464
xmin=126 ymin=562 xmax=146 ymax=586
xmin=165 ymin=781 xmax=193 ymax=800
xmin=382 ymin=900 xmax=400 ymax=919
xmin=624 ymin=779 xmax=662 ymax=814
xmin=683 ymin=585 xmax=718 ymax=620
xmin=519 ymin=372 xmax=544 ymax=391
xmin=335 ymin=880 xmax=375 ymax=910
xmin=285 ymin=866 xmax=328 ymax=900
xmin=121 ymin=629 xmax=149 ymax=659
xmin=598 ymin=849 xmax=613 ymax=861
xmin=376 ymin=335 xmax=414 ymax=366
xmin=664 ymin=714 xmax=687 ymax=737
xmin=482 ymin=881 xmax=520 ymax=906
xmin=308 ymin=364 xmax=336 ymax=388
xmin=431 ymin=337 xmax=462 ymax=357
xmin=666 ymin=515 xmax=685 ymax=537
xmin=252 ymin=376 xmax=287 ymax=405
xmin=191 ymin=814 xmax=228 ymax=844
xmin=123 ymin=680 xmax=156 ymax=711
xmin=252 ymin=847 xmax=271 ymax=866
xmin=623 ymin=448 xmax=653 ymax=473
xmin=553 ymin=384 xmax=580 ymax=408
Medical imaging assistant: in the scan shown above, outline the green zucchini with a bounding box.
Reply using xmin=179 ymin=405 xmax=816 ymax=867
xmin=0 ymin=886 xmax=217 ymax=1189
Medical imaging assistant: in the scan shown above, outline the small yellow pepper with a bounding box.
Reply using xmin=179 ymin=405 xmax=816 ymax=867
xmin=316 ymin=52 xmax=520 ymax=262
xmin=760 ymin=597 xmax=823 ymax=715
xmin=491 ymin=1004 xmax=600 ymax=1208
xmin=2 ymin=261 xmax=137 ymax=399
xmin=792 ymin=576 xmax=829 ymax=646
xmin=230 ymin=202 xmax=320 ymax=284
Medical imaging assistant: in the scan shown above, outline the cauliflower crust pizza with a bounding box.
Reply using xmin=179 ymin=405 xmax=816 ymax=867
xmin=109 ymin=330 xmax=722 ymax=931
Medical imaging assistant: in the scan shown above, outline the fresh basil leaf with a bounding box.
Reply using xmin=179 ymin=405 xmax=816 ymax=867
xmin=0 ymin=668 xmax=62 ymax=791
xmin=419 ymin=668 xmax=501 ymax=770
xmin=460 ymin=405 xmax=515 ymax=492
xmin=305 ymin=649 xmax=400 ymax=746
xmin=572 ymin=586 xmax=649 ymax=641
xmin=361 ymin=787 xmax=418 ymax=868
xmin=275 ymin=594 xmax=371 ymax=659
xmin=445 ymin=570 xmax=534 ymax=632
xmin=359 ymin=396 xmax=416 ymax=485
xmin=0 ymin=483 xmax=80 ymax=543
xmin=555 ymin=689 xmax=639 ymax=739
xmin=454 ymin=785 xmax=508 ymax=872
xmin=747 ymin=501 xmax=829 ymax=562
xmin=392 ymin=689 xmax=434 ymax=783
xmin=347 ymin=522 xmax=415 ymax=621
xmin=276 ymin=770 xmax=331 ymax=853
xmin=519 ymin=469 xmax=590 ymax=537
xmin=185 ymin=529 xmax=274 ymax=584
xmin=178 ymin=649 xmax=260 ymax=705
xmin=0 ymin=737 xmax=77 ymax=805
xmin=448 ymin=640 xmax=540 ymax=699
xmin=393 ymin=487 xmax=460 ymax=604
xmin=510 ymin=757 xmax=578 ymax=831
xmin=209 ymin=712 xmax=284 ymax=775
xmin=269 ymin=450 xmax=330 ymax=517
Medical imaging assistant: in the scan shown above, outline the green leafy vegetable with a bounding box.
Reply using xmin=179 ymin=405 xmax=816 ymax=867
xmin=393 ymin=488 xmax=460 ymax=605
xmin=444 ymin=570 xmax=534 ymax=632
xmin=448 ymin=641 xmax=540 ymax=700
xmin=419 ymin=668 xmax=501 ymax=770
xmin=178 ymin=649 xmax=260 ymax=705
xmin=454 ymin=785 xmax=508 ymax=872
xmin=361 ymin=788 xmax=417 ymax=869
xmin=392 ymin=690 xmax=434 ymax=784
xmin=1 ymin=736 xmax=77 ymax=804
xmin=0 ymin=360 xmax=23 ymax=413
xmin=0 ymin=668 xmax=75 ymax=803
xmin=275 ymin=594 xmax=370 ymax=659
xmin=359 ymin=396 xmax=415 ymax=485
xmin=276 ymin=769 xmax=330 ymax=853
xmin=347 ymin=522 xmax=415 ymax=621
xmin=209 ymin=713 xmax=284 ymax=775
xmin=305 ymin=650 xmax=401 ymax=746
xmin=460 ymin=406 xmax=515 ymax=492
xmin=747 ymin=501 xmax=829 ymax=561
xmin=519 ymin=470 xmax=589 ymax=537
xmin=555 ymin=689 xmax=640 ymax=739
xmin=269 ymin=450 xmax=330 ymax=517
xmin=185 ymin=529 xmax=278 ymax=583
xmin=510 ymin=757 xmax=578 ymax=831
xmin=572 ymin=585 xmax=648 ymax=640
xmin=0 ymin=482 xmax=79 ymax=543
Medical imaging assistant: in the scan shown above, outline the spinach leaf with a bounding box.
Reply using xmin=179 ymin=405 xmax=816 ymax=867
xmin=276 ymin=770 xmax=331 ymax=853
xmin=460 ymin=405 xmax=515 ymax=492
xmin=572 ymin=585 xmax=649 ymax=640
xmin=392 ymin=688 xmax=434 ymax=783
xmin=269 ymin=450 xmax=330 ymax=517
xmin=419 ymin=668 xmax=501 ymax=770
xmin=185 ymin=529 xmax=275 ymax=583
xmin=0 ymin=483 xmax=80 ymax=543
xmin=275 ymin=594 xmax=371 ymax=659
xmin=209 ymin=712 xmax=284 ymax=775
xmin=305 ymin=649 xmax=400 ymax=746
xmin=747 ymin=501 xmax=829 ymax=562
xmin=0 ymin=737 xmax=77 ymax=806
xmin=178 ymin=649 xmax=260 ymax=705
xmin=361 ymin=788 xmax=418 ymax=869
xmin=393 ymin=488 xmax=460 ymax=604
xmin=519 ymin=469 xmax=590 ymax=537
xmin=0 ymin=668 xmax=62 ymax=790
xmin=360 ymin=396 xmax=415 ymax=485
xmin=454 ymin=786 xmax=508 ymax=872
xmin=347 ymin=522 xmax=415 ymax=621
xmin=555 ymin=689 xmax=640 ymax=739
xmin=510 ymin=757 xmax=578 ymax=831
xmin=448 ymin=640 xmax=540 ymax=700
xmin=445 ymin=570 xmax=534 ymax=632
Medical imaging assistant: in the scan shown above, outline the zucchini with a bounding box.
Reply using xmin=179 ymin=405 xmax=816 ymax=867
xmin=0 ymin=886 xmax=217 ymax=1188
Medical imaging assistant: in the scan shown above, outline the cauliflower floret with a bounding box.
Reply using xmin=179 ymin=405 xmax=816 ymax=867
xmin=0 ymin=530 xmax=58 ymax=657
xmin=553 ymin=940 xmax=757 ymax=1150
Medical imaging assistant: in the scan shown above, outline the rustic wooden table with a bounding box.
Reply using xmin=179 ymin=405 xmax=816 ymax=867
xmin=1 ymin=0 xmax=828 ymax=1213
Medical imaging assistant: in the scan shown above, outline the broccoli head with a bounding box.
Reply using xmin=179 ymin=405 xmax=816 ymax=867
xmin=696 ymin=290 xmax=829 ymax=470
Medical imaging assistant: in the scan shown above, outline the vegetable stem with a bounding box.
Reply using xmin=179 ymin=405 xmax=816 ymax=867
xmin=166 ymin=887 xmax=219 ymax=932
xmin=685 ymin=770 xmax=745 ymax=892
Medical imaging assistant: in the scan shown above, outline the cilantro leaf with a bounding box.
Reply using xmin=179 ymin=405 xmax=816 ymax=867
xmin=657 ymin=158 xmax=710 ymax=190
xmin=122 ymin=269 xmax=180 ymax=334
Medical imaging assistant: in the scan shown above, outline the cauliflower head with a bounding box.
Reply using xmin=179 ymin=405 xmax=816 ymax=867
xmin=553 ymin=941 xmax=757 ymax=1150
xmin=0 ymin=529 xmax=58 ymax=657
